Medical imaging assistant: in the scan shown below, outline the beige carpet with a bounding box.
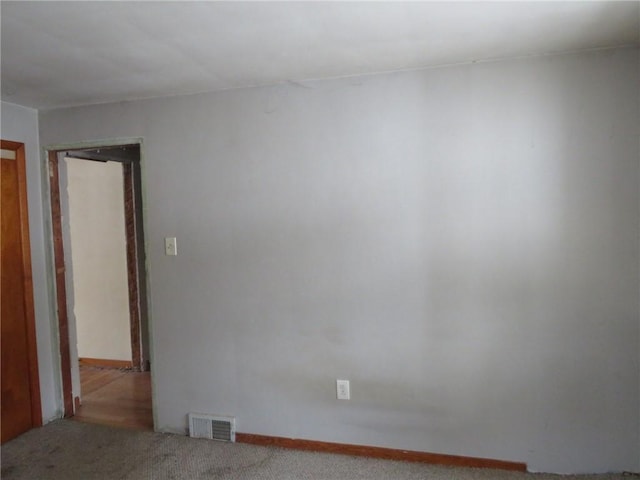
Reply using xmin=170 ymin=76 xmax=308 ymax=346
xmin=0 ymin=420 xmax=634 ymax=479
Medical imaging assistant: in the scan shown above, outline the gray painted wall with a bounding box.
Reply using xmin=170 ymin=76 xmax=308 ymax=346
xmin=37 ymin=48 xmax=639 ymax=474
xmin=1 ymin=101 xmax=61 ymax=422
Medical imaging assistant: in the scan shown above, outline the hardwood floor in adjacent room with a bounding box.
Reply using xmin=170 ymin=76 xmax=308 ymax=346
xmin=74 ymin=365 xmax=153 ymax=431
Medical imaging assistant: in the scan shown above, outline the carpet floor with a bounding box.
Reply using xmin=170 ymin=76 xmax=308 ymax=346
xmin=0 ymin=420 xmax=634 ymax=479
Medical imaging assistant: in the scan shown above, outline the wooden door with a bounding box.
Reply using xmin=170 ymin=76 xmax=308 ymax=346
xmin=1 ymin=140 xmax=41 ymax=443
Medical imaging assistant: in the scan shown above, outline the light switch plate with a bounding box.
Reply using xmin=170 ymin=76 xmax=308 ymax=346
xmin=165 ymin=237 xmax=177 ymax=256
xmin=336 ymin=379 xmax=350 ymax=400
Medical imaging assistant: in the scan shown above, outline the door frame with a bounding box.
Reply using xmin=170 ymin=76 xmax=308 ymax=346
xmin=1 ymin=139 xmax=43 ymax=428
xmin=43 ymin=138 xmax=151 ymax=418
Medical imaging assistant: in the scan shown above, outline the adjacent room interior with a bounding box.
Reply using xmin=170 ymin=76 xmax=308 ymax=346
xmin=1 ymin=1 xmax=638 ymax=477
xmin=61 ymin=145 xmax=152 ymax=431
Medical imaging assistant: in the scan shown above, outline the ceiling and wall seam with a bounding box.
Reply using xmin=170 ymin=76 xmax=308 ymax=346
xmin=33 ymin=43 xmax=640 ymax=112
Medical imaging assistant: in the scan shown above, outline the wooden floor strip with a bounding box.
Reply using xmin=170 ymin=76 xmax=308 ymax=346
xmin=74 ymin=365 xmax=153 ymax=431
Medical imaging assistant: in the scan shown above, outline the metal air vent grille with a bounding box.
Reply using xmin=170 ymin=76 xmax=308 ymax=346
xmin=188 ymin=413 xmax=236 ymax=442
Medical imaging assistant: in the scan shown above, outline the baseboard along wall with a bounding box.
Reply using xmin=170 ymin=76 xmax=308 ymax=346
xmin=235 ymin=433 xmax=527 ymax=472
xmin=78 ymin=357 xmax=133 ymax=369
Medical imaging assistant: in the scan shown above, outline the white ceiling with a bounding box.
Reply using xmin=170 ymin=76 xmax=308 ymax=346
xmin=1 ymin=1 xmax=638 ymax=109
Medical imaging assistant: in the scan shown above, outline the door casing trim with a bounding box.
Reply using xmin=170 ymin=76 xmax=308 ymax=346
xmin=42 ymin=138 xmax=155 ymax=423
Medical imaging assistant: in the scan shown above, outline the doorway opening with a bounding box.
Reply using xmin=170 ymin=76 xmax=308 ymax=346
xmin=46 ymin=141 xmax=152 ymax=429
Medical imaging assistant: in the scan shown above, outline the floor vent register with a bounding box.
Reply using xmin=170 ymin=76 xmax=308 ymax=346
xmin=188 ymin=413 xmax=236 ymax=442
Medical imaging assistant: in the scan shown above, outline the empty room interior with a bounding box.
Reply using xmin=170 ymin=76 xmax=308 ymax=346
xmin=1 ymin=1 xmax=639 ymax=477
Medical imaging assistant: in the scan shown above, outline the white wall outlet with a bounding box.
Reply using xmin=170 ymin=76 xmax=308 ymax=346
xmin=336 ymin=379 xmax=350 ymax=400
xmin=165 ymin=237 xmax=177 ymax=256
